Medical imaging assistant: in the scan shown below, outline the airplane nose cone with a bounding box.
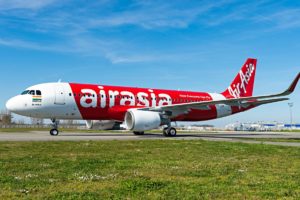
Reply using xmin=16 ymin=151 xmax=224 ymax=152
xmin=6 ymin=96 xmax=22 ymax=113
xmin=6 ymin=95 xmax=31 ymax=116
xmin=6 ymin=98 xmax=14 ymax=112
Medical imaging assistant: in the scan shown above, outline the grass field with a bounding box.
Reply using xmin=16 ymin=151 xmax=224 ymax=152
xmin=243 ymin=138 xmax=300 ymax=143
xmin=1 ymin=140 xmax=300 ymax=199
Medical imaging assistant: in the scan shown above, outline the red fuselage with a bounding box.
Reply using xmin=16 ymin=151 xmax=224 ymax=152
xmin=69 ymin=83 xmax=252 ymax=122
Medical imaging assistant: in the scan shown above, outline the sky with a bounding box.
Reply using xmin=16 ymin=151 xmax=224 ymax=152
xmin=0 ymin=0 xmax=299 ymax=127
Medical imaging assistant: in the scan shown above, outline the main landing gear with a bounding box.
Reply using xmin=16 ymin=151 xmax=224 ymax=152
xmin=163 ymin=126 xmax=177 ymax=137
xmin=162 ymin=119 xmax=177 ymax=137
xmin=133 ymin=128 xmax=176 ymax=137
xmin=50 ymin=119 xmax=59 ymax=136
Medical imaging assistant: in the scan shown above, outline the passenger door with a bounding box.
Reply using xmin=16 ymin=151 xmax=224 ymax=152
xmin=54 ymin=84 xmax=66 ymax=105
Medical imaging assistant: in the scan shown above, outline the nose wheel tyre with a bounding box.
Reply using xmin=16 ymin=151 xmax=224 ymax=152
xmin=50 ymin=129 xmax=59 ymax=136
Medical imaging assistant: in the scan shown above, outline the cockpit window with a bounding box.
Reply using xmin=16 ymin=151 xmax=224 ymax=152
xmin=28 ymin=90 xmax=35 ymax=95
xmin=21 ymin=90 xmax=41 ymax=95
xmin=21 ymin=90 xmax=29 ymax=95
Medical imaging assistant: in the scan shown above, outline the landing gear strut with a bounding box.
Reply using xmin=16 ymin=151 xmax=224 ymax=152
xmin=50 ymin=119 xmax=59 ymax=136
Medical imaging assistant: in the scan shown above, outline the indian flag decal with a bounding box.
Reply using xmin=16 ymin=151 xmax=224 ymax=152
xmin=32 ymin=95 xmax=42 ymax=102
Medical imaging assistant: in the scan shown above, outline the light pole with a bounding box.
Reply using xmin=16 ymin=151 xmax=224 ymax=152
xmin=288 ymin=102 xmax=293 ymax=128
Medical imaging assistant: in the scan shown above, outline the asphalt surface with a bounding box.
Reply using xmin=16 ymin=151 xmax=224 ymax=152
xmin=1 ymin=131 xmax=300 ymax=147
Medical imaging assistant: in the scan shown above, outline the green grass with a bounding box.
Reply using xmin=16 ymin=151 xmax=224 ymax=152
xmin=1 ymin=140 xmax=300 ymax=199
xmin=242 ymin=138 xmax=300 ymax=143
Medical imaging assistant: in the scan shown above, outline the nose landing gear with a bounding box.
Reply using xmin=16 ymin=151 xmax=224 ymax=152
xmin=50 ymin=119 xmax=59 ymax=136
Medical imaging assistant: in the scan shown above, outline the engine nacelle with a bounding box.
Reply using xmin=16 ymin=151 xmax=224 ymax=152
xmin=125 ymin=110 xmax=161 ymax=131
xmin=85 ymin=120 xmax=117 ymax=130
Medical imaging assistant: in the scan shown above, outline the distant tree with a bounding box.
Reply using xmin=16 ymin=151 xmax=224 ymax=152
xmin=0 ymin=110 xmax=12 ymax=125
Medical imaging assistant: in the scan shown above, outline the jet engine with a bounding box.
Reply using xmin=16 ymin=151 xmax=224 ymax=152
xmin=124 ymin=110 xmax=162 ymax=131
xmin=85 ymin=120 xmax=118 ymax=130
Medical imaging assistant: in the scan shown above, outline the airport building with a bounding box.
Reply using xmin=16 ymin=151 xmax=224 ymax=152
xmin=225 ymin=122 xmax=300 ymax=131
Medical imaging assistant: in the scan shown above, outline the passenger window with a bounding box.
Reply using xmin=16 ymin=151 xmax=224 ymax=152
xmin=36 ymin=90 xmax=42 ymax=95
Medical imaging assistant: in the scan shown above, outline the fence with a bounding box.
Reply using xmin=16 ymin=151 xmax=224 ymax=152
xmin=0 ymin=124 xmax=85 ymax=129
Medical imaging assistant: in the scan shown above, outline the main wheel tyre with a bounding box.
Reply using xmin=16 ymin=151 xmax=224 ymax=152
xmin=133 ymin=131 xmax=144 ymax=135
xmin=50 ymin=129 xmax=59 ymax=136
xmin=168 ymin=128 xmax=177 ymax=137
xmin=163 ymin=127 xmax=168 ymax=137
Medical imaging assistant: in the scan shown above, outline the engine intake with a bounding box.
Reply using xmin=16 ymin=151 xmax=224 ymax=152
xmin=125 ymin=110 xmax=161 ymax=131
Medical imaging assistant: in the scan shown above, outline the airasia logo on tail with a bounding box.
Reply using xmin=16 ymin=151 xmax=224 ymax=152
xmin=228 ymin=63 xmax=255 ymax=98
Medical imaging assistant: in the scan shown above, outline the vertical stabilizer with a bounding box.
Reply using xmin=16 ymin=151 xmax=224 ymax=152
xmin=222 ymin=58 xmax=257 ymax=98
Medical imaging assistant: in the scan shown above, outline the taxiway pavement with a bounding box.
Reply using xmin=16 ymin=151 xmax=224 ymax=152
xmin=0 ymin=131 xmax=300 ymax=147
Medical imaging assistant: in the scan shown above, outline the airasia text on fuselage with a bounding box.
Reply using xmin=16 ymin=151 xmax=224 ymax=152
xmin=79 ymin=86 xmax=172 ymax=108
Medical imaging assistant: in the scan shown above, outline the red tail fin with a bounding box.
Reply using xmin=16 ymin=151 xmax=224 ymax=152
xmin=222 ymin=58 xmax=257 ymax=98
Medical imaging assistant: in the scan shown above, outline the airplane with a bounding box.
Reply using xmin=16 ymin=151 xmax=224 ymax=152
xmin=5 ymin=58 xmax=300 ymax=136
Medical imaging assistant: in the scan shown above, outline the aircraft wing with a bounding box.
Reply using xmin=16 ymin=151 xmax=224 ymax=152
xmin=139 ymin=72 xmax=299 ymax=113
